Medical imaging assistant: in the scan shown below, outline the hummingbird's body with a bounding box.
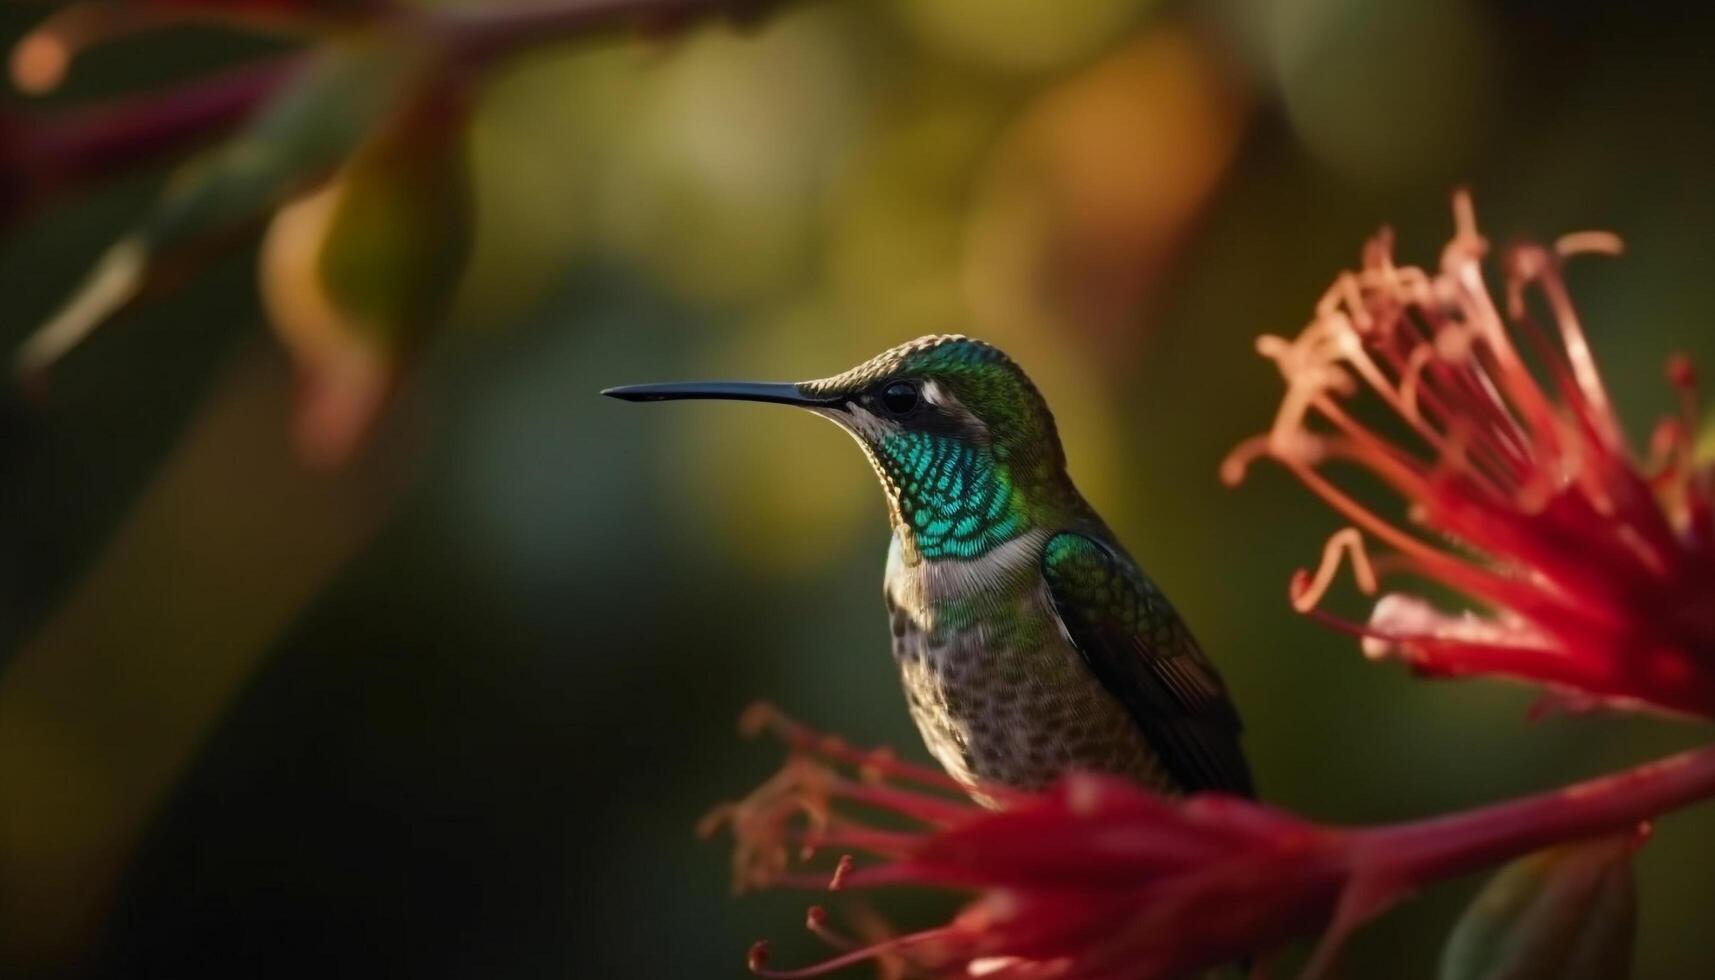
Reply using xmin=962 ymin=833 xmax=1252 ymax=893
xmin=606 ymin=335 xmax=1251 ymax=801
xmin=885 ymin=528 xmax=1170 ymax=795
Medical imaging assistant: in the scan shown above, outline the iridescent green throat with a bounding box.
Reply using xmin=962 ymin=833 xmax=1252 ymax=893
xmin=875 ymin=430 xmax=1027 ymax=561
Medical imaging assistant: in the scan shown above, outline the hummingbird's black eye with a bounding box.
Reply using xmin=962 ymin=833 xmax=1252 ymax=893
xmin=879 ymin=380 xmax=921 ymax=416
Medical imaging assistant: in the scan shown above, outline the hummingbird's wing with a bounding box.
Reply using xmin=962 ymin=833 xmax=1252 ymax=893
xmin=1041 ymin=532 xmax=1253 ymax=797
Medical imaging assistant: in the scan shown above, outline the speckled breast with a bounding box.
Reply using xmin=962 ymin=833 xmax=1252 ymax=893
xmin=883 ymin=532 xmax=1167 ymax=799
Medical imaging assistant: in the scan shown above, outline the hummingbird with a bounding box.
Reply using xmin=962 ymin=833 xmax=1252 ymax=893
xmin=604 ymin=335 xmax=1251 ymax=802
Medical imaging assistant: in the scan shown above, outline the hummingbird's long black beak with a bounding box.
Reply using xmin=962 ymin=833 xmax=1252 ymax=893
xmin=600 ymin=381 xmax=840 ymax=408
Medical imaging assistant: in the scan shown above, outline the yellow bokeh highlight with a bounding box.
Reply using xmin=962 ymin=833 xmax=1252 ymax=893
xmin=825 ymin=69 xmax=1011 ymax=340
xmin=964 ymin=25 xmax=1249 ymax=365
xmin=892 ymin=0 xmax=1155 ymax=75
xmin=592 ymin=9 xmax=862 ymax=306
xmin=665 ymin=301 xmax=885 ymax=574
xmin=1697 ymin=408 xmax=1715 ymax=467
xmin=457 ymin=48 xmax=633 ymax=325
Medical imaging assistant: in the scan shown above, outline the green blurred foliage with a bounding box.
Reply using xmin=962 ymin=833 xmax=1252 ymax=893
xmin=1440 ymin=837 xmax=1636 ymax=980
xmin=3 ymin=2 xmax=1715 ymax=978
xmin=16 ymin=39 xmax=426 ymax=376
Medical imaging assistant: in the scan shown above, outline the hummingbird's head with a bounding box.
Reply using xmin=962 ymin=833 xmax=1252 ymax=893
xmin=604 ymin=335 xmax=1085 ymax=560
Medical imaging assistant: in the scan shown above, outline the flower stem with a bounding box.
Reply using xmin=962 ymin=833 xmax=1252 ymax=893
xmin=1367 ymin=742 xmax=1715 ymax=881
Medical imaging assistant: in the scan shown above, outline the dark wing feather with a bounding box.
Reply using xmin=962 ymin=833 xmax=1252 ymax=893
xmin=1041 ymin=531 xmax=1253 ymax=797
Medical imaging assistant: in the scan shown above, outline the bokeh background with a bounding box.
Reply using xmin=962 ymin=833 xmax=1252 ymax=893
xmin=4 ymin=1 xmax=1715 ymax=977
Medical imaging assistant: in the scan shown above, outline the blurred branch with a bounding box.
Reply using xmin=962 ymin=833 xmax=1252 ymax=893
xmin=1371 ymin=746 xmax=1714 ymax=880
xmin=8 ymin=54 xmax=304 ymax=220
xmin=2 ymin=0 xmax=797 ymax=225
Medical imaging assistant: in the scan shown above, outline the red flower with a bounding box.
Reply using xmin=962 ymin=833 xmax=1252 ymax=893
xmin=1222 ymin=193 xmax=1715 ymax=718
xmin=706 ymin=707 xmax=1715 ymax=979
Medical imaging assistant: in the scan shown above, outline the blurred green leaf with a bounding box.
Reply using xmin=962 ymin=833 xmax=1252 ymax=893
xmin=138 ymin=40 xmax=423 ymax=253
xmin=18 ymin=38 xmax=428 ymax=376
xmin=1438 ymin=836 xmax=1637 ymax=980
xmin=316 ymin=90 xmax=473 ymax=348
xmin=260 ymin=68 xmax=473 ymax=465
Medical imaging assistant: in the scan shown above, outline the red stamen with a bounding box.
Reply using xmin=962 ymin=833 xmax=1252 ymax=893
xmin=1290 ymin=529 xmax=1377 ymax=612
xmin=827 ymin=778 xmax=981 ymax=827
xmin=797 ymin=826 xmax=919 ymax=859
xmin=1227 ymin=193 xmax=1715 ymax=719
xmin=745 ymin=702 xmax=1021 ymax=804
xmin=749 ymin=925 xmax=967 ymax=979
xmin=1289 ymin=463 xmax=1549 ymax=617
xmin=828 ymin=855 xmax=855 ymax=891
